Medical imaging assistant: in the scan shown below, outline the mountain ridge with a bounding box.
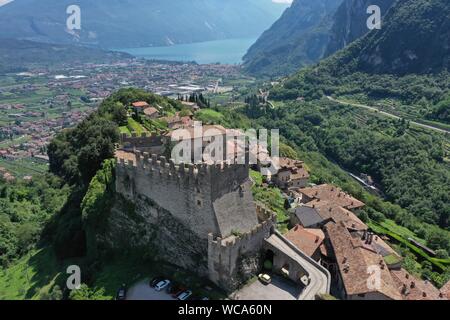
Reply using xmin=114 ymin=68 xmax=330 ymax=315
xmin=0 ymin=0 xmax=289 ymax=49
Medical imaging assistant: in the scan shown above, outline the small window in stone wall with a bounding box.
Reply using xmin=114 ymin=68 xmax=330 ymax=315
xmin=197 ymin=199 xmax=202 ymax=207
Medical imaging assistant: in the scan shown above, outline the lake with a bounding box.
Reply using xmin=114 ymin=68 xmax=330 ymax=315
xmin=118 ymin=38 xmax=256 ymax=65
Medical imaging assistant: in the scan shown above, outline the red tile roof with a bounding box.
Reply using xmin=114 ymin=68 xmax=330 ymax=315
xmin=325 ymin=222 xmax=402 ymax=300
xmin=306 ymin=199 xmax=367 ymax=231
xmin=285 ymin=225 xmax=324 ymax=257
xmin=441 ymin=280 xmax=450 ymax=299
xmin=299 ymin=184 xmax=365 ymax=210
xmin=143 ymin=107 xmax=159 ymax=116
xmin=132 ymin=101 xmax=150 ymax=108
xmin=391 ymin=269 xmax=446 ymax=300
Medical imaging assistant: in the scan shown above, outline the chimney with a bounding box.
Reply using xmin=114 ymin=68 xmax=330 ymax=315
xmin=343 ymin=257 xmax=348 ymax=264
xmin=422 ymin=292 xmax=427 ymax=298
xmin=405 ymin=273 xmax=409 ymax=279
xmin=362 ymin=230 xmax=368 ymax=240
xmin=402 ymin=284 xmax=408 ymax=294
xmin=411 ymin=282 xmax=416 ymax=289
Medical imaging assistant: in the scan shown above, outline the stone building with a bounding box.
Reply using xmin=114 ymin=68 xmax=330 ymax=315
xmin=114 ymin=150 xmax=276 ymax=291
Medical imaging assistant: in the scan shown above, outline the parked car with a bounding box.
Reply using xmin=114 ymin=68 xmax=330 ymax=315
xmin=116 ymin=284 xmax=127 ymax=300
xmin=150 ymin=276 xmax=164 ymax=287
xmin=258 ymin=273 xmax=272 ymax=285
xmin=169 ymin=284 xmax=187 ymax=297
xmin=300 ymin=275 xmax=311 ymax=287
xmin=154 ymin=280 xmax=171 ymax=291
xmin=177 ymin=290 xmax=193 ymax=301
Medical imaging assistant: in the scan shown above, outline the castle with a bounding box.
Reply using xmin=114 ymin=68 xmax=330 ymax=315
xmin=114 ymin=134 xmax=276 ymax=291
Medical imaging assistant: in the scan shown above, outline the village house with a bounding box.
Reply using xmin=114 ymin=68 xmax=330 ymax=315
xmin=143 ymin=106 xmax=160 ymax=119
xmin=131 ymin=101 xmax=150 ymax=115
xmin=285 ymin=225 xmax=326 ymax=262
xmin=268 ymin=157 xmax=310 ymax=190
xmin=291 ymin=199 xmax=367 ymax=231
xmin=296 ymin=184 xmax=365 ymax=212
xmin=390 ymin=268 xmax=447 ymax=300
xmin=161 ymin=113 xmax=193 ymax=129
xmin=324 ymin=222 xmax=402 ymax=300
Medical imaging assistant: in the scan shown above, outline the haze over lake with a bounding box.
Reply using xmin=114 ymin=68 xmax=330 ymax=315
xmin=118 ymin=38 xmax=257 ymax=64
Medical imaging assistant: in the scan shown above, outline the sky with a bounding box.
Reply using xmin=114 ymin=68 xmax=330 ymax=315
xmin=0 ymin=0 xmax=294 ymax=7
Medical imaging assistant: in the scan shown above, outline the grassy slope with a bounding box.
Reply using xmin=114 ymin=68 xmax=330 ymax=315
xmin=0 ymin=247 xmax=76 ymax=300
xmin=250 ymin=170 xmax=289 ymax=233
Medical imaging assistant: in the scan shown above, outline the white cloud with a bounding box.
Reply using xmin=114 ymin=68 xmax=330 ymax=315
xmin=0 ymin=0 xmax=14 ymax=7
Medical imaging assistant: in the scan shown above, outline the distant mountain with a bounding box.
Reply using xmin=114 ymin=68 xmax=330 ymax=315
xmin=272 ymin=0 xmax=450 ymax=104
xmin=243 ymin=0 xmax=398 ymax=77
xmin=320 ymin=0 xmax=450 ymax=75
xmin=0 ymin=0 xmax=289 ymax=49
xmin=0 ymin=39 xmax=132 ymax=72
xmin=324 ymin=0 xmax=396 ymax=57
xmin=243 ymin=0 xmax=343 ymax=77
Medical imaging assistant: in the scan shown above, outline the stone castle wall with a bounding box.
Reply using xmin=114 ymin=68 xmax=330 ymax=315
xmin=120 ymin=132 xmax=164 ymax=154
xmin=207 ymin=206 xmax=276 ymax=291
xmin=114 ymin=152 xmax=263 ymax=279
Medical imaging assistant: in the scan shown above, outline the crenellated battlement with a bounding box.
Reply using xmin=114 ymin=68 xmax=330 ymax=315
xmin=120 ymin=132 xmax=164 ymax=150
xmin=116 ymin=150 xmax=248 ymax=183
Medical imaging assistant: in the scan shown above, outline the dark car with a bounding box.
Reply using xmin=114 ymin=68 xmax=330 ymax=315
xmin=116 ymin=284 xmax=127 ymax=300
xmin=171 ymin=286 xmax=187 ymax=298
xmin=149 ymin=276 xmax=164 ymax=287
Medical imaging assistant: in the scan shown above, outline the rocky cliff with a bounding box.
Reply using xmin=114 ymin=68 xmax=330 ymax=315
xmin=324 ymin=0 xmax=396 ymax=57
xmin=243 ymin=0 xmax=343 ymax=77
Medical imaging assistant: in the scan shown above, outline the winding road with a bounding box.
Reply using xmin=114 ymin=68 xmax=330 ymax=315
xmin=266 ymin=231 xmax=331 ymax=300
xmin=326 ymin=96 xmax=450 ymax=135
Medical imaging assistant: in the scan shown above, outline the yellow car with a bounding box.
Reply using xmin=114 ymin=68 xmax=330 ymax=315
xmin=258 ymin=273 xmax=272 ymax=285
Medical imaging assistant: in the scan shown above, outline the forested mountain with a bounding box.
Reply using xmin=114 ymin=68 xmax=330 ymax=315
xmin=273 ymin=0 xmax=450 ymax=120
xmin=243 ymin=0 xmax=398 ymax=77
xmin=0 ymin=0 xmax=288 ymax=48
xmin=243 ymin=0 xmax=343 ymax=77
xmin=0 ymin=39 xmax=132 ymax=72
xmin=269 ymin=0 xmax=450 ymax=231
xmin=324 ymin=0 xmax=395 ymax=57
xmin=321 ymin=0 xmax=450 ymax=75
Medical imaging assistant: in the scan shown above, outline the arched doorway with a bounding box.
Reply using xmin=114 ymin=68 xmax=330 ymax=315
xmin=263 ymin=249 xmax=275 ymax=271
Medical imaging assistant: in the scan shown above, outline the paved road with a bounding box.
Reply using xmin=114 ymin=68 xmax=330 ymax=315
xmin=266 ymin=233 xmax=330 ymax=300
xmin=326 ymin=96 xmax=450 ymax=134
